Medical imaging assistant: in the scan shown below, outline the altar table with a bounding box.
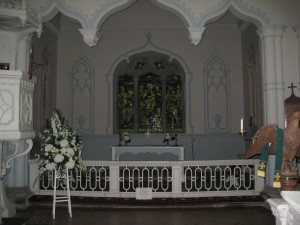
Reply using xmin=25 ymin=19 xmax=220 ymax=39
xmin=111 ymin=146 xmax=185 ymax=161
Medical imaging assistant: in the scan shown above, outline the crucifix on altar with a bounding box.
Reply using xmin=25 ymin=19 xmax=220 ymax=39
xmin=288 ymin=82 xmax=296 ymax=92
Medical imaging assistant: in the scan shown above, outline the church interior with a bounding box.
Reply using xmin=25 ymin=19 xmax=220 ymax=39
xmin=1 ymin=0 xmax=300 ymax=224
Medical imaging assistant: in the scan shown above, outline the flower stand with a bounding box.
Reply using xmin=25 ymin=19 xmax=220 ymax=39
xmin=52 ymin=169 xmax=72 ymax=219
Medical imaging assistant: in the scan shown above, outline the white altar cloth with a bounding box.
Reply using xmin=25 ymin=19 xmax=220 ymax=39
xmin=111 ymin=145 xmax=185 ymax=161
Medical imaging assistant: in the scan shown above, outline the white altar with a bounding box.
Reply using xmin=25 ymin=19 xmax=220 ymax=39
xmin=267 ymin=198 xmax=300 ymax=225
xmin=111 ymin=146 xmax=185 ymax=161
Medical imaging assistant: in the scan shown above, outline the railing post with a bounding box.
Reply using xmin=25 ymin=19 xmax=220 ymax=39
xmin=29 ymin=159 xmax=40 ymax=192
xmin=172 ymin=165 xmax=182 ymax=196
xmin=109 ymin=164 xmax=120 ymax=196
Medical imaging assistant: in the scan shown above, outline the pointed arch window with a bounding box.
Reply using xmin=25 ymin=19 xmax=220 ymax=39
xmin=115 ymin=52 xmax=185 ymax=134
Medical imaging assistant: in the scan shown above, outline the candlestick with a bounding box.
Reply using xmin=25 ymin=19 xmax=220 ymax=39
xmin=239 ymin=118 xmax=246 ymax=136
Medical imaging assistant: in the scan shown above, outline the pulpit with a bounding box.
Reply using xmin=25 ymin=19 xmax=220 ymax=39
xmin=111 ymin=146 xmax=185 ymax=161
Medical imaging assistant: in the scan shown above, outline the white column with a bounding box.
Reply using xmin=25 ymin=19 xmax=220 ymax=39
xmin=274 ymin=25 xmax=287 ymax=128
xmin=258 ymin=25 xmax=286 ymax=187
xmin=293 ymin=25 xmax=300 ymax=85
xmin=258 ymin=25 xmax=286 ymax=126
xmin=258 ymin=25 xmax=278 ymax=124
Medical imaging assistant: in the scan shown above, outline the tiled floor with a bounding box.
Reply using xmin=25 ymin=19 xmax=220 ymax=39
xmin=11 ymin=202 xmax=275 ymax=225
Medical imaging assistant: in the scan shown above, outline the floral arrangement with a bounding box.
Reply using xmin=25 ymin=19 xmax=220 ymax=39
xmin=163 ymin=133 xmax=177 ymax=145
xmin=119 ymin=132 xmax=131 ymax=145
xmin=36 ymin=110 xmax=86 ymax=177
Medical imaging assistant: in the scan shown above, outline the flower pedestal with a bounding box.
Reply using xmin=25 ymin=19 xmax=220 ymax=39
xmin=52 ymin=168 xmax=72 ymax=219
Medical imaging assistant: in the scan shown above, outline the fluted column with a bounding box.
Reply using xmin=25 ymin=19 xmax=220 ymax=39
xmin=258 ymin=25 xmax=286 ymax=126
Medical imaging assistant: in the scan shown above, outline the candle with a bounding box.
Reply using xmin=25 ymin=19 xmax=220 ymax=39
xmin=240 ymin=118 xmax=243 ymax=131
xmin=285 ymin=116 xmax=287 ymax=128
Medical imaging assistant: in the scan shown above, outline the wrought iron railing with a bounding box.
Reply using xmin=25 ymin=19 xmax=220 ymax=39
xmin=29 ymin=159 xmax=264 ymax=198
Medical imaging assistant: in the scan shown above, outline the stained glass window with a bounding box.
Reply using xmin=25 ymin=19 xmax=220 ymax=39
xmin=118 ymin=75 xmax=134 ymax=131
xmin=138 ymin=73 xmax=162 ymax=133
xmin=115 ymin=54 xmax=185 ymax=134
xmin=166 ymin=74 xmax=183 ymax=133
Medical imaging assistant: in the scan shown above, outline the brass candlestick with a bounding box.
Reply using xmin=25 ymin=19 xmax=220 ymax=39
xmin=239 ymin=129 xmax=247 ymax=136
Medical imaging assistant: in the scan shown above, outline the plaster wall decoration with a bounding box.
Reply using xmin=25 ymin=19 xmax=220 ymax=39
xmin=0 ymin=70 xmax=36 ymax=140
xmin=105 ymin=33 xmax=193 ymax=134
xmin=70 ymin=52 xmax=94 ymax=133
xmin=20 ymin=91 xmax=32 ymax=129
xmin=204 ymin=49 xmax=230 ymax=133
xmin=0 ymin=90 xmax=13 ymax=126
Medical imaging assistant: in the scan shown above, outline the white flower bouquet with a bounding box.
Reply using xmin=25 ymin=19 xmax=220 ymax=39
xmin=36 ymin=110 xmax=86 ymax=178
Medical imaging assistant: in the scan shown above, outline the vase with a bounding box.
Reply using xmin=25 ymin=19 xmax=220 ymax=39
xmin=280 ymin=171 xmax=298 ymax=191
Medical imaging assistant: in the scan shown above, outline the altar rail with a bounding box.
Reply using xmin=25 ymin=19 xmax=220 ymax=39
xmin=29 ymin=159 xmax=264 ymax=198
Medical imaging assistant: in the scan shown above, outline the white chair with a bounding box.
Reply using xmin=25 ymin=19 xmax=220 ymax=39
xmin=52 ymin=169 xmax=72 ymax=219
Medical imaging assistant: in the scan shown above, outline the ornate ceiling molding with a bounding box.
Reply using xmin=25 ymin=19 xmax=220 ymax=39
xmin=32 ymin=0 xmax=136 ymax=47
xmin=5 ymin=0 xmax=272 ymax=46
xmin=152 ymin=0 xmax=270 ymax=45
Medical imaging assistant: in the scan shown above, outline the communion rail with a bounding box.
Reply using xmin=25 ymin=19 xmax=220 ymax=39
xmin=29 ymin=159 xmax=264 ymax=198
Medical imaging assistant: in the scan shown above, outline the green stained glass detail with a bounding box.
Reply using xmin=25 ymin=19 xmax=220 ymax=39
xmin=135 ymin=62 xmax=145 ymax=70
xmin=166 ymin=75 xmax=183 ymax=132
xmin=154 ymin=62 xmax=165 ymax=70
xmin=138 ymin=73 xmax=162 ymax=133
xmin=118 ymin=75 xmax=134 ymax=131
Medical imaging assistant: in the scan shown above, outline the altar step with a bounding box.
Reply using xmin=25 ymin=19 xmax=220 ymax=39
xmin=2 ymin=218 xmax=27 ymax=225
xmin=27 ymin=195 xmax=267 ymax=209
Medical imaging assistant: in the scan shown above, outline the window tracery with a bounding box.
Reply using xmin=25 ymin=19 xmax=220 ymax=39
xmin=115 ymin=52 xmax=185 ymax=134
